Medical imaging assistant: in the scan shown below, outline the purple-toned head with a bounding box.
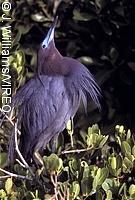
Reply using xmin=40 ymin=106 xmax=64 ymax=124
xmin=38 ymin=16 xmax=62 ymax=74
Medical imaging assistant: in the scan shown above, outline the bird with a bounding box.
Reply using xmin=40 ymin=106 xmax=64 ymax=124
xmin=9 ymin=17 xmax=101 ymax=165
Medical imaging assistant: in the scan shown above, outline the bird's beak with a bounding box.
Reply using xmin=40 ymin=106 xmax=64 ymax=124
xmin=42 ymin=16 xmax=58 ymax=48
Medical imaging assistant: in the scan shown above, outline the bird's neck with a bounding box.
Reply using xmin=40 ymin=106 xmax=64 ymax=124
xmin=38 ymin=41 xmax=66 ymax=75
xmin=49 ymin=44 xmax=62 ymax=62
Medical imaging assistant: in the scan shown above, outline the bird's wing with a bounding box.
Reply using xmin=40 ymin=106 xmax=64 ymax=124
xmin=12 ymin=75 xmax=73 ymax=156
xmin=63 ymin=57 xmax=101 ymax=112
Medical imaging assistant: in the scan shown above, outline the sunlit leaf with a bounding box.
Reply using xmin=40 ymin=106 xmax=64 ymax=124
xmin=5 ymin=178 xmax=13 ymax=195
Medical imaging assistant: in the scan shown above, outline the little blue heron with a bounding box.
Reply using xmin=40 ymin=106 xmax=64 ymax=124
xmin=9 ymin=17 xmax=101 ymax=164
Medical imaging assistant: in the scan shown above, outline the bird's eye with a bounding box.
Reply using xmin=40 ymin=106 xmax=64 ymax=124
xmin=42 ymin=44 xmax=46 ymax=48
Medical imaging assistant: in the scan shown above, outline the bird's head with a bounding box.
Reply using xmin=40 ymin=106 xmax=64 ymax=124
xmin=42 ymin=16 xmax=58 ymax=50
xmin=38 ymin=16 xmax=62 ymax=74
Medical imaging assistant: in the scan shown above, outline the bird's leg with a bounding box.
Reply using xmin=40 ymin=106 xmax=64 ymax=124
xmin=51 ymin=134 xmax=59 ymax=152
xmin=34 ymin=150 xmax=44 ymax=175
xmin=66 ymin=117 xmax=74 ymax=147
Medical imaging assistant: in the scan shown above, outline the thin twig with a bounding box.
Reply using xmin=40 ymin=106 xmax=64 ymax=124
xmin=54 ymin=173 xmax=58 ymax=200
xmin=50 ymin=174 xmax=56 ymax=187
xmin=59 ymin=182 xmax=68 ymax=200
xmin=51 ymin=174 xmax=59 ymax=200
xmin=67 ymin=187 xmax=70 ymax=200
xmin=50 ymin=173 xmax=65 ymax=200
xmin=0 ymin=109 xmax=21 ymax=136
xmin=0 ymin=175 xmax=10 ymax=179
xmin=0 ymin=110 xmax=35 ymax=177
xmin=58 ymin=190 xmax=65 ymax=200
xmin=0 ymin=168 xmax=32 ymax=180
xmin=61 ymin=147 xmax=92 ymax=154
xmin=16 ymin=159 xmax=26 ymax=168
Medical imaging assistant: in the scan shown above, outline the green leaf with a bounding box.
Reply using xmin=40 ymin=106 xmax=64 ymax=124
xmin=92 ymin=124 xmax=100 ymax=134
xmin=129 ymin=184 xmax=135 ymax=197
xmin=123 ymin=157 xmax=133 ymax=173
xmin=73 ymin=10 xmax=95 ymax=21
xmin=108 ymin=154 xmax=121 ymax=174
xmin=98 ymin=168 xmax=109 ymax=185
xmin=86 ymin=134 xmax=93 ymax=147
xmin=119 ymin=126 xmax=125 ymax=134
xmin=132 ymin=145 xmax=135 ymax=157
xmin=105 ymin=190 xmax=112 ymax=200
xmin=126 ymin=129 xmax=131 ymax=141
xmin=16 ymin=50 xmax=25 ymax=66
xmin=93 ymin=168 xmax=109 ymax=189
xmin=57 ymin=158 xmax=63 ymax=173
xmin=69 ymin=158 xmax=80 ymax=177
xmin=78 ymin=56 xmax=94 ymax=65
xmin=87 ymin=132 xmax=102 ymax=148
xmin=0 ymin=189 xmax=7 ymax=198
xmin=126 ymin=153 xmax=134 ymax=162
xmin=99 ymin=135 xmax=109 ymax=148
xmin=102 ymin=178 xmax=114 ymax=192
xmin=5 ymin=178 xmax=13 ymax=195
xmin=116 ymin=155 xmax=123 ymax=169
xmin=96 ymin=191 xmax=103 ymax=200
xmin=70 ymin=181 xmax=80 ymax=199
xmin=119 ymin=183 xmax=126 ymax=195
xmin=121 ymin=141 xmax=131 ymax=155
xmin=31 ymin=13 xmax=47 ymax=22
xmin=43 ymin=154 xmax=63 ymax=174
xmin=81 ymin=178 xmax=92 ymax=196
xmin=0 ymin=152 xmax=7 ymax=168
xmin=82 ymin=165 xmax=91 ymax=179
xmin=111 ymin=156 xmax=117 ymax=170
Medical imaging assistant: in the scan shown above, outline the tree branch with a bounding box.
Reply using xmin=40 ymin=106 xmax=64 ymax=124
xmin=61 ymin=147 xmax=92 ymax=154
xmin=0 ymin=109 xmax=35 ymax=178
xmin=0 ymin=167 xmax=32 ymax=180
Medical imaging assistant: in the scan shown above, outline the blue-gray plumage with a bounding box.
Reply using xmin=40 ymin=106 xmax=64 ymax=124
xmin=9 ymin=17 xmax=100 ymax=162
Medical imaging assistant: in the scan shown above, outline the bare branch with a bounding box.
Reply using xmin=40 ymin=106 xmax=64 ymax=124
xmin=50 ymin=174 xmax=59 ymax=200
xmin=0 ymin=167 xmax=32 ymax=180
xmin=0 ymin=175 xmax=10 ymax=179
xmin=16 ymin=159 xmax=26 ymax=168
xmin=61 ymin=147 xmax=92 ymax=154
xmin=0 ymin=109 xmax=35 ymax=178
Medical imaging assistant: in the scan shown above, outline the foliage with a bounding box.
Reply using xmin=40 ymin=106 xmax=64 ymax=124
xmin=0 ymin=125 xmax=135 ymax=199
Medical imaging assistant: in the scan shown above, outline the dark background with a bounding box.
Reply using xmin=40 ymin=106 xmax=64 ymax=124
xmin=6 ymin=0 xmax=135 ymax=133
